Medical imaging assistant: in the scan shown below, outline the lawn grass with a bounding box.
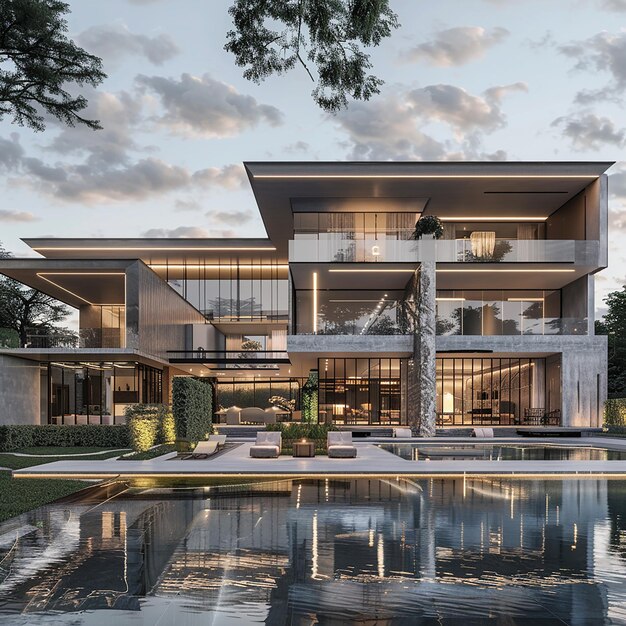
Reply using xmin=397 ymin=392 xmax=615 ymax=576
xmin=120 ymin=444 xmax=176 ymax=461
xmin=0 ymin=449 xmax=127 ymax=470
xmin=15 ymin=446 xmax=128 ymax=456
xmin=0 ymin=470 xmax=92 ymax=523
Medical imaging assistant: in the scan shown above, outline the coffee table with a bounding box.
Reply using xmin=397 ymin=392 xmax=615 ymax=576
xmin=292 ymin=441 xmax=315 ymax=458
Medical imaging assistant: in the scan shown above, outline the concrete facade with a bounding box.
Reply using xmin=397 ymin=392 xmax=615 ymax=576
xmin=0 ymin=355 xmax=41 ymax=425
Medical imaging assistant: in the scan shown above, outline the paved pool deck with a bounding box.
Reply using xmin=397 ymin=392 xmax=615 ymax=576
xmin=12 ymin=436 xmax=626 ymax=479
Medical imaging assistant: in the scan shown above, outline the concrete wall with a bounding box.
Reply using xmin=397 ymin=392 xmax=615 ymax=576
xmin=287 ymin=334 xmax=413 ymax=355
xmin=189 ymin=323 xmax=225 ymax=351
xmin=125 ymin=261 xmax=208 ymax=359
xmin=0 ymin=355 xmax=40 ymax=425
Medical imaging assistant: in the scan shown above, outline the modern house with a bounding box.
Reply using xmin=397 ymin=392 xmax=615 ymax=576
xmin=0 ymin=161 xmax=611 ymax=433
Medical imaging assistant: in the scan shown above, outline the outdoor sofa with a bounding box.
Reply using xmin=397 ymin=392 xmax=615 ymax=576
xmin=393 ymin=427 xmax=412 ymax=438
xmin=250 ymin=432 xmax=282 ymax=458
xmin=327 ymin=431 xmax=357 ymax=458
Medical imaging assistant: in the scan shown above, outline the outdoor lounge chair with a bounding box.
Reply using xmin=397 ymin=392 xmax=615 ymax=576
xmin=393 ymin=427 xmax=412 ymax=438
xmin=471 ymin=427 xmax=494 ymax=438
xmin=208 ymin=434 xmax=227 ymax=447
xmin=249 ymin=432 xmax=281 ymax=458
xmin=189 ymin=440 xmax=219 ymax=459
xmin=327 ymin=431 xmax=357 ymax=458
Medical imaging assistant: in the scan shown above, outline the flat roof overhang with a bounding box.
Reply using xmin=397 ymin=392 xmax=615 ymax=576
xmin=0 ymin=348 xmax=169 ymax=369
xmin=20 ymin=238 xmax=283 ymax=264
xmin=0 ymin=259 xmax=131 ymax=307
xmin=245 ymin=161 xmax=614 ymax=254
xmin=435 ymin=263 xmax=591 ymax=289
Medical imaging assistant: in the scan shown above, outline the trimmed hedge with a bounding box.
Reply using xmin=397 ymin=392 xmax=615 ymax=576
xmin=172 ymin=377 xmax=213 ymax=442
xmin=266 ymin=423 xmax=336 ymax=450
xmin=125 ymin=404 xmax=176 ymax=452
xmin=0 ymin=424 xmax=130 ymax=452
xmin=604 ymin=398 xmax=626 ymax=433
xmin=301 ymin=371 xmax=319 ymax=423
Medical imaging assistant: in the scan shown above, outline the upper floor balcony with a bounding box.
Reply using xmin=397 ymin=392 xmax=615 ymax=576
xmin=290 ymin=238 xmax=598 ymax=265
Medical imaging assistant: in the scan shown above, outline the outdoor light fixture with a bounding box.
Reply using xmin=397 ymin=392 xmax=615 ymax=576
xmin=312 ymin=271 xmax=318 ymax=334
xmin=436 ymin=269 xmax=575 ymax=273
xmin=438 ymin=216 xmax=549 ymax=222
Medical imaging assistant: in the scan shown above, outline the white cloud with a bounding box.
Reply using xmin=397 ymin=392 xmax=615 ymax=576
xmin=206 ymin=209 xmax=254 ymax=226
xmin=403 ymin=26 xmax=509 ymax=66
xmin=135 ymin=73 xmax=284 ymax=137
xmin=142 ymin=226 xmax=235 ymax=238
xmin=333 ymin=83 xmax=523 ymax=160
xmin=77 ymin=23 xmax=180 ymax=65
xmin=552 ymin=113 xmax=626 ymax=150
xmin=0 ymin=210 xmax=38 ymax=222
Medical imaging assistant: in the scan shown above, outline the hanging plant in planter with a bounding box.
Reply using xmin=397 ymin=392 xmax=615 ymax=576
xmin=411 ymin=215 xmax=443 ymax=240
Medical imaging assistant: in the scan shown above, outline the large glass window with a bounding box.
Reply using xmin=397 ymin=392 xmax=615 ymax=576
xmin=435 ymin=290 xmax=586 ymax=336
xmin=152 ymin=259 xmax=288 ymax=322
xmin=319 ymin=358 xmax=409 ymax=425
xmin=215 ymin=379 xmax=300 ymax=418
xmin=294 ymin=212 xmax=418 ymax=240
xmin=436 ymin=357 xmax=552 ymax=426
xmin=296 ymin=289 xmax=416 ymax=335
xmin=42 ymin=362 xmax=162 ymax=425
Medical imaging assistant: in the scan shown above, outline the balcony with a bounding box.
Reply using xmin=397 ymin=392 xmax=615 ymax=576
xmin=168 ymin=349 xmax=290 ymax=369
xmin=289 ymin=239 xmax=578 ymax=264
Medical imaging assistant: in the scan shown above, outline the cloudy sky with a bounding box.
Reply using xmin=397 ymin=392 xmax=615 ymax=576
xmin=1 ymin=0 xmax=626 ymax=315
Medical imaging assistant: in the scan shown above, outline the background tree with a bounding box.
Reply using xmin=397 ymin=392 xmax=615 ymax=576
xmin=225 ymin=0 xmax=399 ymax=112
xmin=0 ymin=242 xmax=76 ymax=347
xmin=0 ymin=0 xmax=106 ymax=131
xmin=596 ymin=286 xmax=626 ymax=395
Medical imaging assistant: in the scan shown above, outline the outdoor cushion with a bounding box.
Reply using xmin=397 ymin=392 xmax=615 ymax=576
xmin=394 ymin=428 xmax=412 ymax=438
xmin=190 ymin=441 xmax=218 ymax=458
xmin=327 ymin=431 xmax=357 ymax=457
xmin=250 ymin=445 xmax=280 ymax=458
xmin=328 ymin=445 xmax=357 ymax=458
xmin=256 ymin=431 xmax=281 ymax=446
xmin=471 ymin=427 xmax=494 ymax=438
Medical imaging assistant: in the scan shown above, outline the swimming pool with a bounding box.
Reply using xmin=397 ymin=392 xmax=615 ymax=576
xmin=1 ymin=476 xmax=626 ymax=623
xmin=378 ymin=442 xmax=626 ymax=461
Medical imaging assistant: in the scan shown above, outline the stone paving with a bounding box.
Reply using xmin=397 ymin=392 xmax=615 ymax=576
xmin=12 ymin=437 xmax=626 ymax=479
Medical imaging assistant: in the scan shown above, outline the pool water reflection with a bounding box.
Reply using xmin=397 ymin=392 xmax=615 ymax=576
xmin=379 ymin=443 xmax=626 ymax=461
xmin=2 ymin=477 xmax=626 ymax=624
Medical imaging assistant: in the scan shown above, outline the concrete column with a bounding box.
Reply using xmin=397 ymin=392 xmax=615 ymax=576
xmin=408 ymin=262 xmax=437 ymax=436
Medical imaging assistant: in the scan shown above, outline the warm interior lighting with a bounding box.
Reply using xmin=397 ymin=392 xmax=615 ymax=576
xmin=436 ymin=297 xmax=466 ymax=302
xmin=443 ymin=392 xmax=455 ymax=414
xmin=507 ymin=297 xmax=545 ymax=301
xmin=33 ymin=246 xmax=276 ymax=251
xmin=439 ymin=216 xmax=549 ymax=222
xmin=470 ymin=231 xmax=496 ymax=257
xmin=436 ymin=268 xmax=575 ymax=273
xmin=312 ymin=271 xmax=318 ymax=334
xmin=253 ymin=174 xmax=597 ymax=179
xmin=329 ymin=268 xmax=415 ymax=273
xmin=149 ymin=264 xmax=288 ymax=270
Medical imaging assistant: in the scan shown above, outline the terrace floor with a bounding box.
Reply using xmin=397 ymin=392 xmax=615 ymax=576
xmin=12 ymin=436 xmax=626 ymax=479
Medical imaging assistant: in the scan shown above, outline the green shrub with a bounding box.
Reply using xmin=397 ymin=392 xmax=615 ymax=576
xmin=301 ymin=371 xmax=318 ymax=423
xmin=172 ymin=377 xmax=213 ymax=442
xmin=0 ymin=425 xmax=130 ymax=452
xmin=266 ymin=423 xmax=336 ymax=443
xmin=128 ymin=416 xmax=158 ymax=452
xmin=124 ymin=404 xmax=175 ymax=447
xmin=605 ymin=398 xmax=626 ymax=432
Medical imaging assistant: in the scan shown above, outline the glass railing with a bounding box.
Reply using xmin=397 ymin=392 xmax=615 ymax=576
xmin=289 ymin=239 xmax=576 ymax=263
xmin=435 ymin=312 xmax=588 ymax=336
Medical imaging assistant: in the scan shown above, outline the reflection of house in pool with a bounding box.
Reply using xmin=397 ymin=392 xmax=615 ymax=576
xmin=0 ymin=478 xmax=616 ymax=621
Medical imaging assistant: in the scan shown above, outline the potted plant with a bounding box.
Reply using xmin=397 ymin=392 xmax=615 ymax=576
xmin=411 ymin=215 xmax=444 ymax=240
